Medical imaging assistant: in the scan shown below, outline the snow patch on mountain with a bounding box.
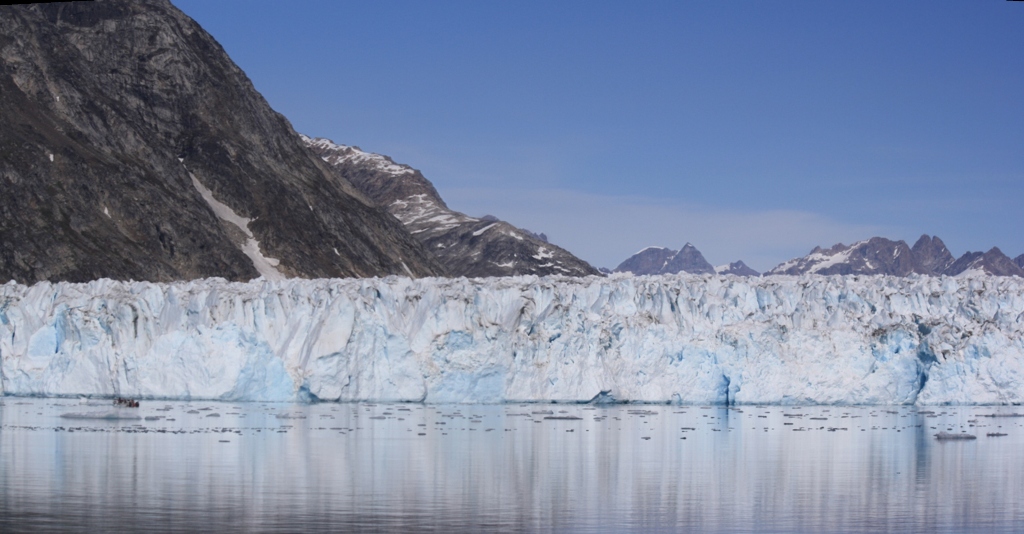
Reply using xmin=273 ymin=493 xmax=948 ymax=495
xmin=187 ymin=170 xmax=284 ymax=281
xmin=301 ymin=135 xmax=414 ymax=176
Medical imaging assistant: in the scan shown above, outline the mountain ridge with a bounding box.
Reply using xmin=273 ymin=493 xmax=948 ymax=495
xmin=303 ymin=136 xmax=600 ymax=278
xmin=611 ymin=235 xmax=1022 ymax=278
xmin=767 ymin=235 xmax=1022 ymax=277
xmin=614 ymin=243 xmax=757 ymax=276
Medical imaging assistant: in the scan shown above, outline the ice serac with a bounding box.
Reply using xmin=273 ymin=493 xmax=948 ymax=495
xmin=3 ymin=274 xmax=1023 ymax=404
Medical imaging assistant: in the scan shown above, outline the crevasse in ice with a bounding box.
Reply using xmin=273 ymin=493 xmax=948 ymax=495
xmin=1 ymin=274 xmax=1022 ymax=404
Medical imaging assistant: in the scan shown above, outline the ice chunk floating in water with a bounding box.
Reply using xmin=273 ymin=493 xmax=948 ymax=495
xmin=1 ymin=274 xmax=1023 ymax=404
xmin=60 ymin=411 xmax=142 ymax=421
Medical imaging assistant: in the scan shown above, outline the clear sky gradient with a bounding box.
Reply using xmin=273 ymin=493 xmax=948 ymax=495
xmin=172 ymin=0 xmax=1023 ymax=272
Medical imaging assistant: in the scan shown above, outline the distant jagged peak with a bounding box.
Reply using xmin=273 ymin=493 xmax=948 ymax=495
xmin=664 ymin=243 xmax=714 ymax=274
xmin=615 ymin=242 xmax=742 ymax=276
xmin=768 ymin=237 xmax=915 ymax=276
xmin=769 ymin=235 xmax=1022 ymax=278
xmin=634 ymin=245 xmax=675 ymax=255
xmin=715 ymin=261 xmax=760 ymax=277
xmin=911 ymin=234 xmax=955 ymax=275
xmin=810 ymin=242 xmax=852 ymax=256
xmin=614 ymin=246 xmax=677 ymax=275
xmin=1015 ymin=254 xmax=1024 ymax=270
xmin=946 ymin=247 xmax=1024 ymax=278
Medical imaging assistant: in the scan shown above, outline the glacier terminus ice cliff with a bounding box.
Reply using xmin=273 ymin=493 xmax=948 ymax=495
xmin=1 ymin=274 xmax=1022 ymax=405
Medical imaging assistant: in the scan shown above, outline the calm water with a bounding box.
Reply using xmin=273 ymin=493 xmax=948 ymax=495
xmin=1 ymin=398 xmax=1023 ymax=533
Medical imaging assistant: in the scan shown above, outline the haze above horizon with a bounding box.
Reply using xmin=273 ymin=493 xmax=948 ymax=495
xmin=172 ymin=0 xmax=1023 ymax=272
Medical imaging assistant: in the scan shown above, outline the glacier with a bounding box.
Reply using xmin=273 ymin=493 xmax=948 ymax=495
xmin=1 ymin=274 xmax=1022 ymax=405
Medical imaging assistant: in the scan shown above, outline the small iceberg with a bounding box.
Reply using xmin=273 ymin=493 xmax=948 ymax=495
xmin=934 ymin=432 xmax=976 ymax=440
xmin=61 ymin=411 xmax=143 ymax=421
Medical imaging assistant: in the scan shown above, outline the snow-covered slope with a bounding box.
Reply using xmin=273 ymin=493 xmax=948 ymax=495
xmin=2 ymin=274 xmax=1022 ymax=405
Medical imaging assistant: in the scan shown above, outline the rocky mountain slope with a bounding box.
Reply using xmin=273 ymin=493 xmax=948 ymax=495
xmin=613 ymin=247 xmax=676 ymax=276
xmin=768 ymin=235 xmax=1023 ymax=277
xmin=767 ymin=237 xmax=919 ymax=276
xmin=303 ymin=136 xmax=599 ymax=278
xmin=910 ymin=235 xmax=955 ymax=275
xmin=944 ymin=248 xmax=1024 ymax=277
xmin=715 ymin=261 xmax=760 ymax=277
xmin=0 ymin=0 xmax=444 ymax=283
xmin=615 ymin=243 xmax=756 ymax=276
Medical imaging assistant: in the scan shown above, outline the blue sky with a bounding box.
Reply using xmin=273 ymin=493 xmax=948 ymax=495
xmin=173 ymin=0 xmax=1023 ymax=271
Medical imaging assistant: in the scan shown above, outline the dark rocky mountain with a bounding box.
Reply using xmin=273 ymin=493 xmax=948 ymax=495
xmin=1015 ymin=254 xmax=1024 ymax=270
xmin=767 ymin=237 xmax=917 ymax=276
xmin=944 ymin=247 xmax=1024 ymax=277
xmin=614 ymin=243 xmax=734 ymax=276
xmin=715 ymin=261 xmax=760 ymax=277
xmin=910 ymin=235 xmax=955 ymax=275
xmin=663 ymin=243 xmax=715 ymax=275
xmin=0 ymin=0 xmax=445 ymax=283
xmin=1 ymin=0 xmax=448 ymax=282
xmin=768 ymin=235 xmax=1022 ymax=277
xmin=303 ymin=136 xmax=599 ymax=278
xmin=613 ymin=247 xmax=676 ymax=275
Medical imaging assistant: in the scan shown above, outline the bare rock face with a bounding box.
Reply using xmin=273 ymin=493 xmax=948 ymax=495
xmin=615 ymin=243 xmax=729 ymax=276
xmin=944 ymin=247 xmax=1024 ymax=277
xmin=911 ymin=235 xmax=955 ymax=275
xmin=0 ymin=0 xmax=444 ymax=283
xmin=715 ymin=261 xmax=760 ymax=277
xmin=767 ymin=237 xmax=918 ymax=276
xmin=1015 ymin=254 xmax=1024 ymax=270
xmin=613 ymin=247 xmax=676 ymax=275
xmin=303 ymin=136 xmax=599 ymax=278
xmin=768 ymin=235 xmax=1022 ymax=277
xmin=663 ymin=243 xmax=715 ymax=275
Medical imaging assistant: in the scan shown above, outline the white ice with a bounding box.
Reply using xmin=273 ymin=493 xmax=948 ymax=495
xmin=1 ymin=273 xmax=1022 ymax=405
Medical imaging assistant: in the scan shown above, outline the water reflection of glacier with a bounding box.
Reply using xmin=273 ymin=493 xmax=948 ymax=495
xmin=2 ymin=275 xmax=1023 ymax=404
xmin=2 ymin=399 xmax=1023 ymax=532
